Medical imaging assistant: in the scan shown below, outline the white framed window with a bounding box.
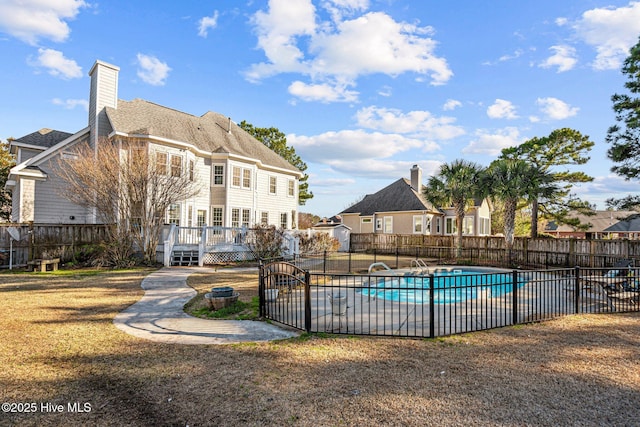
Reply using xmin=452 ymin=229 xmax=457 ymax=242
xmin=232 ymin=166 xmax=252 ymax=189
xmin=436 ymin=217 xmax=441 ymax=234
xmin=211 ymin=207 xmax=223 ymax=227
xmin=156 ymin=152 xmax=168 ymax=175
xmin=242 ymin=169 xmax=251 ymax=189
xmin=383 ymin=216 xmax=393 ymax=234
xmin=61 ymin=152 xmax=79 ymax=160
xmin=232 ymin=166 xmax=241 ymax=187
xmin=445 ymin=217 xmax=457 ymax=235
xmin=413 ymin=215 xmax=423 ymax=234
xmin=187 ymin=204 xmax=193 ymax=227
xmin=231 ymin=208 xmax=240 ymax=228
xmin=213 ymin=165 xmax=225 ymax=186
xmin=376 ymin=218 xmax=382 ymax=231
xmin=280 ymin=212 xmax=288 ymax=229
xmin=463 ymin=216 xmax=474 ymax=235
xmin=261 ymin=211 xmax=269 ymax=225
xmin=242 ymin=209 xmax=251 ymax=228
xmin=197 ymin=209 xmax=207 ymax=227
xmin=269 ymin=176 xmax=277 ymax=194
xmin=170 ymin=154 xmax=182 ymax=177
xmin=479 ymin=217 xmax=490 ymax=235
xmin=167 ymin=203 xmax=181 ymax=225
xmin=361 ymin=217 xmax=372 ymax=224
xmin=426 ymin=216 xmax=432 ymax=233
xmin=189 ymin=159 xmax=194 ymax=181
xmin=288 ymin=179 xmax=295 ymax=197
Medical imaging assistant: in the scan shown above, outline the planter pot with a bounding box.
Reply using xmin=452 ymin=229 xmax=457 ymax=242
xmin=205 ymin=292 xmax=239 ymax=310
xmin=265 ymin=288 xmax=279 ymax=302
xmin=329 ymin=293 xmax=347 ymax=316
xmin=210 ymin=286 xmax=234 ymax=298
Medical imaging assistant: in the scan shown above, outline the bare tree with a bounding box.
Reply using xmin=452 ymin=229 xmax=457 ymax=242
xmin=57 ymin=139 xmax=201 ymax=265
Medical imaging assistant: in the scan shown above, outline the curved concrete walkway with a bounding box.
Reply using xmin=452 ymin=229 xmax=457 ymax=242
xmin=113 ymin=267 xmax=299 ymax=345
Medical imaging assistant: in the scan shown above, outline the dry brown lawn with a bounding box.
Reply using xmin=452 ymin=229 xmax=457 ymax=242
xmin=1 ymin=267 xmax=640 ymax=427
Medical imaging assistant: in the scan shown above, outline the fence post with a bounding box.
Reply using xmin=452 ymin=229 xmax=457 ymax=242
xmin=395 ymin=247 xmax=399 ymax=269
xmin=429 ymin=273 xmax=435 ymax=338
xmin=304 ymin=271 xmax=311 ymax=333
xmin=574 ymin=266 xmax=580 ymax=314
xmin=323 ymin=250 xmax=327 ymax=275
xmin=512 ymin=269 xmax=518 ymax=325
xmin=348 ymin=251 xmax=352 ymax=273
xmin=258 ymin=260 xmax=265 ymax=318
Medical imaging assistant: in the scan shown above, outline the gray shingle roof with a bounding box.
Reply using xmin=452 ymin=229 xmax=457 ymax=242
xmin=545 ymin=210 xmax=639 ymax=233
xmin=341 ymin=178 xmax=437 ymax=215
xmin=13 ymin=128 xmax=73 ymax=148
xmin=105 ymin=99 xmax=299 ymax=173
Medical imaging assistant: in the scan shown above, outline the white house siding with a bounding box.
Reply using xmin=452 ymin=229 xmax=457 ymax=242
xmin=183 ymin=152 xmax=210 ymax=226
xmin=226 ymin=160 xmax=257 ymax=227
xmin=33 ymin=156 xmax=89 ymax=223
xmin=254 ymin=167 xmax=298 ymax=228
xmin=10 ymin=181 xmax=21 ymax=222
xmin=89 ymin=61 xmax=119 ymax=150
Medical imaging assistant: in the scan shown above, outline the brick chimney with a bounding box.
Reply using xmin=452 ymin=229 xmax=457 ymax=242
xmin=410 ymin=164 xmax=422 ymax=193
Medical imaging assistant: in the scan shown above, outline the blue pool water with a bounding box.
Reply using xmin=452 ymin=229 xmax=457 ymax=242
xmin=360 ymin=269 xmax=526 ymax=304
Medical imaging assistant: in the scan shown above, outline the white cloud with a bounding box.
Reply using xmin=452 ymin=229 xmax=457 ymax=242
xmin=288 ymin=80 xmax=359 ymax=103
xmin=246 ymin=0 xmax=452 ymax=102
xmin=322 ymin=158 xmax=442 ymax=179
xmin=539 ymin=45 xmax=578 ymax=72
xmin=443 ymin=99 xmax=461 ymax=111
xmin=289 ymin=129 xmax=438 ymax=163
xmin=52 ymin=98 xmax=88 ymax=110
xmin=572 ymin=1 xmax=640 ymax=70
xmin=310 ymin=176 xmax=356 ymax=187
xmin=487 ymin=99 xmax=518 ymax=120
xmin=136 ymin=54 xmax=171 ymax=86
xmin=463 ymin=127 xmax=524 ymax=156
xmin=33 ymin=48 xmax=82 ymax=79
xmin=198 ymin=11 xmax=219 ymax=38
xmin=321 ymin=0 xmax=369 ymax=22
xmin=355 ymin=106 xmax=465 ymax=140
xmin=0 ymin=0 xmax=86 ymax=45
xmin=536 ymin=97 xmax=579 ymax=120
xmin=377 ymin=85 xmax=392 ymax=97
xmin=584 ymin=174 xmax=640 ymax=194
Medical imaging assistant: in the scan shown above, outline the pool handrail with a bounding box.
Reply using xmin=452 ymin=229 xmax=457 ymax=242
xmin=411 ymin=259 xmax=430 ymax=275
xmin=368 ymin=262 xmax=397 ymax=275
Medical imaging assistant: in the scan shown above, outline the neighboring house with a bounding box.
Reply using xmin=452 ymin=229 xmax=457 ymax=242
xmin=340 ymin=165 xmax=491 ymax=236
xmin=5 ymin=60 xmax=302 ymax=228
xmin=545 ymin=211 xmax=640 ymax=239
xmin=310 ymin=220 xmax=351 ymax=252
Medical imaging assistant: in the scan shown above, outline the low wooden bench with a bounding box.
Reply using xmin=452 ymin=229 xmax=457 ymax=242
xmin=28 ymin=258 xmax=60 ymax=272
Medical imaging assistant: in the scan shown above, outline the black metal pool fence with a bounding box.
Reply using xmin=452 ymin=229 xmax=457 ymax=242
xmin=259 ymin=263 xmax=640 ymax=338
xmin=290 ymin=248 xmax=640 ymax=273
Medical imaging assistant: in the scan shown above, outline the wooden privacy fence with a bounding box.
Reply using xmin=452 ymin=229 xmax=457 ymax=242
xmin=349 ymin=233 xmax=640 ymax=268
xmin=0 ymin=224 xmax=110 ymax=268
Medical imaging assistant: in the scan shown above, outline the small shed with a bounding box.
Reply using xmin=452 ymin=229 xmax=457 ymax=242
xmin=311 ymin=222 xmax=352 ymax=252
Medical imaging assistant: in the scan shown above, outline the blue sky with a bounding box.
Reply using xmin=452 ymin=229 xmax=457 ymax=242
xmin=1 ymin=0 xmax=640 ymax=218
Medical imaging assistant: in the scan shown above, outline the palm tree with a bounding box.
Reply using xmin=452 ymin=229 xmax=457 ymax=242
xmin=423 ymin=159 xmax=485 ymax=258
xmin=485 ymin=158 xmax=557 ymax=264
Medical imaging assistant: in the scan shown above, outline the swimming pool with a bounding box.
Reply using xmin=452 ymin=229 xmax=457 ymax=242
xmin=360 ymin=268 xmax=526 ymax=304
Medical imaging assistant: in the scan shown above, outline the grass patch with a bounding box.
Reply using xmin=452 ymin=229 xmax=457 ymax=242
xmin=191 ymin=297 xmax=260 ymax=320
xmin=2 ymin=268 xmax=640 ymax=426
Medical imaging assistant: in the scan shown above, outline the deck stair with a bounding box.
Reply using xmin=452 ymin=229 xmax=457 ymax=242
xmin=172 ymin=250 xmax=199 ymax=266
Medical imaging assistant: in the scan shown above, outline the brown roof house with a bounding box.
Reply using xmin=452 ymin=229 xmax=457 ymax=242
xmin=5 ymin=60 xmax=302 ymax=228
xmin=545 ymin=210 xmax=640 ymax=239
xmin=340 ymin=165 xmax=491 ymax=236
